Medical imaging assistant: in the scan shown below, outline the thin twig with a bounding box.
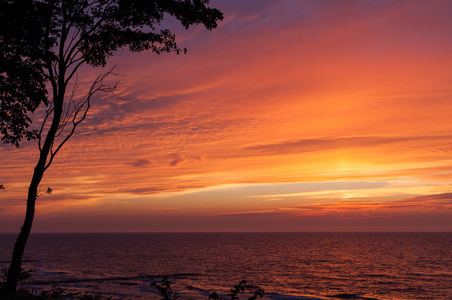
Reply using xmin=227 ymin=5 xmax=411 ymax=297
xmin=45 ymin=66 xmax=118 ymax=170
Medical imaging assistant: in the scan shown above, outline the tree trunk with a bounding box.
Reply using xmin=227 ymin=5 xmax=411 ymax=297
xmin=2 ymin=174 xmax=41 ymax=298
xmin=2 ymin=95 xmax=63 ymax=298
xmin=2 ymin=146 xmax=52 ymax=297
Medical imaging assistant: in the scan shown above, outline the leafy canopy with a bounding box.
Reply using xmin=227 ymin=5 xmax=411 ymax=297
xmin=0 ymin=0 xmax=223 ymax=147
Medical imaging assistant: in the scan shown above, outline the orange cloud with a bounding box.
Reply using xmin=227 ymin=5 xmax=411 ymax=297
xmin=244 ymin=135 xmax=452 ymax=155
xmin=284 ymin=193 xmax=452 ymax=217
xmin=2 ymin=0 xmax=452 ymax=232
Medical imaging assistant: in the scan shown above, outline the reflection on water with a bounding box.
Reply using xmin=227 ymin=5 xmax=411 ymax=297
xmin=0 ymin=232 xmax=451 ymax=299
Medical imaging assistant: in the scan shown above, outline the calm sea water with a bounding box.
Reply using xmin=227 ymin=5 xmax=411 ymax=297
xmin=0 ymin=233 xmax=451 ymax=299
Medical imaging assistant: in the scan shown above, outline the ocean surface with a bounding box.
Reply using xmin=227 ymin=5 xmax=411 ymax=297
xmin=0 ymin=233 xmax=451 ymax=299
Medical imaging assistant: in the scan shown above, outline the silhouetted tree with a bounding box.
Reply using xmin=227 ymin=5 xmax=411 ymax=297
xmin=0 ymin=0 xmax=222 ymax=297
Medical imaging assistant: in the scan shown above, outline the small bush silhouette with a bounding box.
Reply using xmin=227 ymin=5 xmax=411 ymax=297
xmin=151 ymin=277 xmax=179 ymax=300
xmin=151 ymin=277 xmax=265 ymax=300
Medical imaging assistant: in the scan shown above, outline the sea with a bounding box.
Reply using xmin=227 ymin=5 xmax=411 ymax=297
xmin=0 ymin=233 xmax=451 ymax=300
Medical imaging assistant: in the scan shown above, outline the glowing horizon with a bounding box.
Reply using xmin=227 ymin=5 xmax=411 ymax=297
xmin=1 ymin=0 xmax=452 ymax=232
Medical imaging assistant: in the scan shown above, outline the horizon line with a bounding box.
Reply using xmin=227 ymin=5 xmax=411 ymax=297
xmin=1 ymin=231 xmax=451 ymax=234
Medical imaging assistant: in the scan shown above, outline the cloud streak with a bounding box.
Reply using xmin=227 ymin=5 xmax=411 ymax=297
xmin=284 ymin=193 xmax=452 ymax=216
xmin=244 ymin=135 xmax=452 ymax=155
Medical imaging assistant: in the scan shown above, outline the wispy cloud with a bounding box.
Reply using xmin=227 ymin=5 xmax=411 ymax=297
xmin=130 ymin=158 xmax=152 ymax=168
xmin=165 ymin=153 xmax=186 ymax=167
xmin=211 ymin=209 xmax=275 ymax=216
xmin=283 ymin=192 xmax=452 ymax=216
xmin=244 ymin=135 xmax=452 ymax=155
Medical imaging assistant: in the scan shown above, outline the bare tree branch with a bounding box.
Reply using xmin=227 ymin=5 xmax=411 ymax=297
xmin=38 ymin=103 xmax=54 ymax=152
xmin=64 ymin=26 xmax=81 ymax=60
xmin=56 ymin=75 xmax=80 ymax=138
xmin=65 ymin=58 xmax=87 ymax=86
xmin=44 ymin=66 xmax=119 ymax=170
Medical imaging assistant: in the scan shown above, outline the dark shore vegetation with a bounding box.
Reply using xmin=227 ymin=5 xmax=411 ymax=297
xmin=2 ymin=271 xmax=265 ymax=300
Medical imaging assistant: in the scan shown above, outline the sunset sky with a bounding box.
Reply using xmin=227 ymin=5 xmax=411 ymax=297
xmin=1 ymin=0 xmax=452 ymax=232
